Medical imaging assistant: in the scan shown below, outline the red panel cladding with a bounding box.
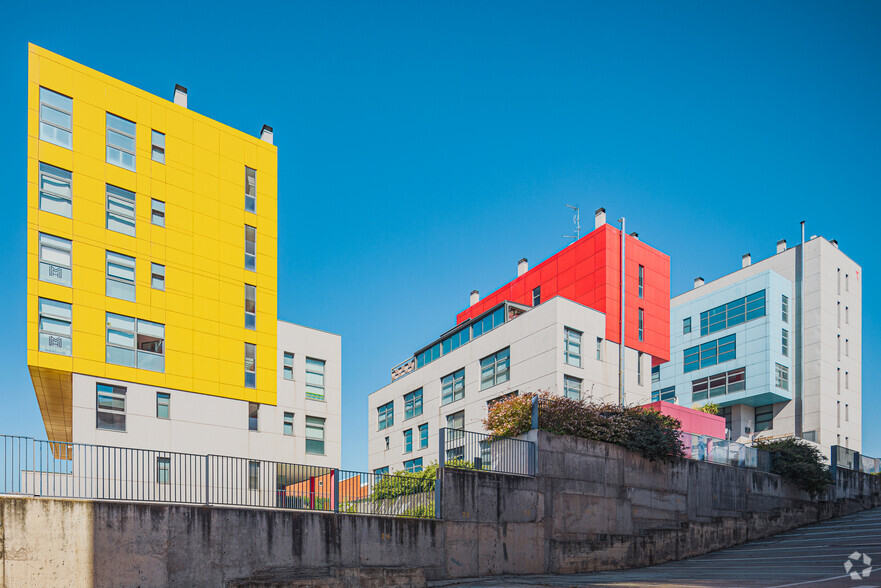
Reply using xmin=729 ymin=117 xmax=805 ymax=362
xmin=455 ymin=223 xmax=670 ymax=361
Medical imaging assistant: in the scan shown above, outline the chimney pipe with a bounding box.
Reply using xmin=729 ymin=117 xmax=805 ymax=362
xmin=830 ymin=239 xmax=839 ymax=248
xmin=517 ymin=258 xmax=528 ymax=277
xmin=694 ymin=277 xmax=704 ymax=289
xmin=594 ymin=207 xmax=606 ymax=229
xmin=776 ymin=239 xmax=787 ymax=253
xmin=173 ymin=84 xmax=188 ymax=108
xmin=260 ymin=124 xmax=274 ymax=145
xmin=629 ymin=232 xmax=639 ymax=241
xmin=742 ymin=253 xmax=751 ymax=268
xmin=470 ymin=290 xmax=479 ymax=306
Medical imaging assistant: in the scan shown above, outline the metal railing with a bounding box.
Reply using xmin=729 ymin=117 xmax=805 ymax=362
xmin=679 ymin=431 xmax=771 ymax=472
xmin=831 ymin=445 xmax=880 ymax=477
xmin=0 ymin=435 xmax=436 ymax=518
xmin=438 ymin=428 xmax=535 ymax=476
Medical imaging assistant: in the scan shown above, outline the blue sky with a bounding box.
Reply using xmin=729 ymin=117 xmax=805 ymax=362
xmin=1 ymin=1 xmax=878 ymax=469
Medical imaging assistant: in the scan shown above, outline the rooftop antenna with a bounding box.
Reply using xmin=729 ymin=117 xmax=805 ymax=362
xmin=563 ymin=204 xmax=581 ymax=243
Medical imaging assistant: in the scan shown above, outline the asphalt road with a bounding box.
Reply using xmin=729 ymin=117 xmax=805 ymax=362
xmin=434 ymin=506 xmax=881 ymax=587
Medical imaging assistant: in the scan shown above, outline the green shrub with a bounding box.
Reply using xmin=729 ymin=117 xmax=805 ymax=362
xmin=401 ymin=502 xmax=435 ymax=518
xmin=754 ymin=437 xmax=832 ymax=494
xmin=694 ymin=402 xmax=720 ymax=415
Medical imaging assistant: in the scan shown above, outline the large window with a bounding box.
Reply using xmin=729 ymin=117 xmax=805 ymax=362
xmin=782 ymin=295 xmax=789 ymax=323
xmin=403 ymin=429 xmax=413 ymax=453
xmin=415 ymin=305 xmax=509 ymax=369
xmin=156 ymin=392 xmax=170 ymax=419
xmin=775 ymin=363 xmax=789 ymax=391
xmin=283 ymin=352 xmax=294 ymax=380
xmin=404 ymin=458 xmax=423 ymax=473
xmin=305 ymin=416 xmax=325 ymax=454
xmin=106 ymin=313 xmax=165 ymax=372
xmin=755 ymin=405 xmax=773 ymax=432
xmin=404 ymin=388 xmax=423 ymax=419
xmin=445 ymin=411 xmax=465 ymax=460
xmin=245 ymin=284 xmax=256 ymax=330
xmin=38 ymin=298 xmax=72 ymax=355
xmin=245 ymin=225 xmax=256 ymax=271
xmin=151 ymin=130 xmax=165 ymax=164
xmin=106 ymin=251 xmax=136 ymax=301
xmin=480 ymin=348 xmax=510 ymax=390
xmin=151 ymin=263 xmax=165 ymax=291
xmin=638 ymin=265 xmax=645 ymax=298
xmin=39 ymin=233 xmax=72 ymax=287
xmin=652 ymin=386 xmax=675 ymax=403
xmin=96 ymin=383 xmax=126 ymax=431
xmin=691 ymin=367 xmax=745 ymax=401
xmin=374 ymin=467 xmax=389 ymax=476
xmin=564 ymin=327 xmax=582 ymax=367
xmin=418 ymin=423 xmax=428 ymax=449
xmin=377 ymin=401 xmax=394 ymax=430
xmin=245 ymin=343 xmax=256 ymax=388
xmin=563 ymin=375 xmax=582 ymax=400
xmin=39 ymin=87 xmax=72 ymax=149
xmin=248 ymin=402 xmax=259 ymax=431
xmin=245 ymin=167 xmax=256 ymax=213
xmin=305 ymin=358 xmax=325 ymax=400
xmin=39 ymin=163 xmax=72 ymax=217
xmin=700 ymin=290 xmax=765 ymax=336
xmin=442 ymin=369 xmax=465 ymax=404
xmin=106 ymin=184 xmax=136 ymax=236
xmin=683 ymin=334 xmax=736 ymax=373
xmin=471 ymin=306 xmax=505 ymax=339
xmin=106 ymin=112 xmax=136 ymax=171
xmin=782 ymin=329 xmax=789 ymax=357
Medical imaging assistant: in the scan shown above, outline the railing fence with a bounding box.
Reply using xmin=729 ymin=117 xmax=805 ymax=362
xmin=438 ymin=428 xmax=535 ymax=476
xmin=831 ymin=445 xmax=880 ymax=478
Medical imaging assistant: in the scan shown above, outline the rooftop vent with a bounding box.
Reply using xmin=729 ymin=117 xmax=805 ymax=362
xmin=694 ymin=277 xmax=704 ymax=289
xmin=742 ymin=253 xmax=751 ymax=268
xmin=629 ymin=232 xmax=639 ymax=241
xmin=173 ymin=84 xmax=188 ymax=108
xmin=830 ymin=239 xmax=839 ymax=248
xmin=595 ymin=207 xmax=606 ymax=229
xmin=470 ymin=290 xmax=479 ymax=306
xmin=260 ymin=124 xmax=274 ymax=145
xmin=518 ymin=258 xmax=528 ymax=277
xmin=777 ymin=239 xmax=787 ymax=253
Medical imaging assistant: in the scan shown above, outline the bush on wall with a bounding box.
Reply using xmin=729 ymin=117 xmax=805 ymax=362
xmin=753 ymin=437 xmax=833 ymax=494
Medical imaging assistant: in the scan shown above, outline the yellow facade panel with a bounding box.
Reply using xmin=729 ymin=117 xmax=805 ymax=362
xmin=38 ymin=140 xmax=75 ymax=172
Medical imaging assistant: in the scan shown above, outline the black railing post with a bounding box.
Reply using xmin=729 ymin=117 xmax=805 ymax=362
xmin=531 ymin=396 xmax=539 ymax=430
xmin=204 ymin=456 xmax=210 ymax=505
xmin=333 ymin=468 xmax=340 ymax=513
xmin=436 ymin=428 xmax=445 ymax=520
xmin=830 ymin=445 xmax=838 ymax=482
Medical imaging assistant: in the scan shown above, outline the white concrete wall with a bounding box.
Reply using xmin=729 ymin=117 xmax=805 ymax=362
xmin=367 ymin=297 xmax=650 ymax=473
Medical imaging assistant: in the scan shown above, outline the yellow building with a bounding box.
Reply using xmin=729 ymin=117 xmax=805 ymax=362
xmin=27 ymin=44 xmax=279 ymax=445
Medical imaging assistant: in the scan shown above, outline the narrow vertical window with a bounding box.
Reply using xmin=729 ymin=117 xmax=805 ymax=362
xmin=638 ymin=308 xmax=645 ymax=342
xmin=39 ymin=233 xmax=72 ymax=287
xmin=564 ymin=328 xmax=582 ymax=367
xmin=845 ymin=306 xmax=849 ymax=324
xmin=781 ymin=295 xmax=789 ymax=323
xmin=245 ymin=166 xmax=256 ymax=213
xmin=403 ymin=429 xmax=413 ymax=453
xmin=845 ymin=371 xmax=849 ymax=389
xmin=245 ymin=225 xmax=256 ymax=271
xmin=106 ymin=112 xmax=136 ymax=171
xmin=283 ymin=352 xmax=294 ymax=380
xmin=419 ymin=423 xmax=428 ymax=448
xmin=781 ymin=329 xmax=789 ymax=357
xmin=532 ymin=286 xmax=541 ymax=306
xmin=305 ymin=416 xmax=326 ymax=454
xmin=837 ymin=335 xmax=841 ymax=361
xmin=245 ymin=284 xmax=256 ymax=330
xmin=151 ymin=130 xmax=165 ymax=163
xmin=837 ymin=401 xmax=841 ymax=427
xmin=107 ymin=185 xmax=136 ymax=236
xmin=245 ymin=343 xmax=256 ymax=388
xmin=638 ymin=265 xmax=644 ymax=298
xmin=39 ymin=87 xmax=73 ymax=149
xmin=683 ymin=317 xmax=691 ymax=334
xmin=637 ymin=352 xmax=643 ymax=385
xmin=157 ymin=457 xmax=171 ymax=484
xmin=106 ymin=251 xmax=136 ymax=302
xmin=775 ymin=363 xmax=789 ymax=390
xmin=151 ymin=263 xmax=165 ymax=291
xmin=248 ymin=402 xmax=259 ymax=431
xmin=837 ymin=301 xmax=841 ymax=328
xmin=845 ymin=404 xmax=849 ymax=422
xmin=96 ymin=383 xmax=126 ymax=431
xmin=837 ymin=368 xmax=841 ymax=395
xmin=596 ymin=337 xmax=603 ymax=361
xmin=283 ymin=412 xmax=294 ymax=436
xmin=845 ymin=339 xmax=849 ymax=357
xmin=248 ymin=461 xmax=260 ymax=490
xmin=845 ymin=274 xmax=849 ymax=291
xmin=151 ymin=199 xmax=165 ymax=227
xmin=837 ymin=268 xmax=841 ymax=295
xmin=156 ymin=392 xmax=170 ymax=419
xmin=305 ymin=358 xmax=326 ymax=400
xmin=39 ymin=298 xmax=72 ymax=356
xmin=39 ymin=163 xmax=72 ymax=217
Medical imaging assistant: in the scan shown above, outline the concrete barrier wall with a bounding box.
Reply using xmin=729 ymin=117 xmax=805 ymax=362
xmin=1 ymin=431 xmax=879 ymax=586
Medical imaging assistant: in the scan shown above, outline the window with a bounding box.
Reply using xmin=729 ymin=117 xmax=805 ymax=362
xmin=652 ymin=365 xmax=660 ymax=384
xmin=837 ymin=401 xmax=841 ymax=427
xmin=248 ymin=461 xmax=260 ymax=490
xmin=638 ymin=265 xmax=644 ymax=298
xmin=39 ymin=233 xmax=72 ymax=287
xmin=403 ymin=429 xmax=413 ymax=453
xmin=564 ymin=328 xmax=582 ymax=367
xmin=720 ymin=406 xmax=733 ymax=435
xmin=39 ymin=163 xmax=72 ymax=217
xmin=683 ymin=334 xmax=736 ymax=373
xmin=245 ymin=343 xmax=256 ymax=388
xmin=151 ymin=130 xmax=165 ymax=163
xmin=151 ymin=263 xmax=165 ymax=291
xmin=837 ymin=301 xmax=841 ymax=328
xmin=39 ymin=87 xmax=72 ymax=149
xmin=245 ymin=284 xmax=256 ymax=330
xmin=846 ymin=404 xmax=849 ymax=422
xmin=532 ymin=286 xmax=541 ymax=306
xmin=700 ymin=290 xmax=766 ymax=336
xmin=248 ymin=402 xmax=259 ymax=431
xmin=596 ymin=337 xmax=603 ymax=361
xmin=638 ymin=308 xmax=644 ymax=341
xmin=775 ymin=363 xmax=789 ymax=390
xmin=691 ymin=367 xmax=745 ymax=401
xmin=846 ymin=274 xmax=849 ymax=291
xmin=837 ymin=269 xmax=841 ymax=295
xmin=283 ymin=352 xmax=294 ymax=380
xmin=107 ymin=184 xmax=136 ymax=236
xmin=305 ymin=358 xmax=325 ymax=400
xmin=419 ymin=423 xmax=428 ymax=449
xmin=245 ymin=225 xmax=256 ymax=271
xmin=846 ymin=371 xmax=849 ymax=389
xmin=563 ymin=375 xmax=582 ymax=400
xmin=106 ymin=251 xmax=136 ymax=301
xmin=777 ymin=328 xmax=788 ymax=357
xmin=151 ymin=199 xmax=165 ymax=227
xmin=446 ymin=411 xmax=465 ymax=460
xmin=845 ymin=339 xmax=849 ymax=357
xmin=782 ymin=295 xmax=789 ymax=323
xmin=470 ymin=305 xmax=505 ymax=339
xmin=755 ymin=405 xmax=773 ymax=432
xmin=377 ymin=401 xmax=394 ymax=430
xmin=683 ymin=317 xmax=691 ymax=334
xmin=245 ymin=166 xmax=256 ymax=213
xmin=106 ymin=112 xmax=136 ymax=171
xmin=96 ymin=383 xmax=126 ymax=431
xmin=404 ymin=388 xmax=423 ymax=419
xmin=283 ymin=412 xmax=294 ymax=436
xmin=652 ymin=386 xmax=675 ymax=403
xmin=157 ymin=457 xmax=170 ymax=484
xmin=442 ymin=369 xmax=465 ymax=404
xmin=38 ymin=298 xmax=72 ymax=355
xmin=385 ymin=436 xmax=390 ymax=450
xmin=305 ymin=416 xmax=325 ymax=454
xmin=480 ymin=348 xmax=510 ymax=390
xmin=374 ymin=466 xmax=389 ymax=476
xmin=637 ymin=352 xmax=643 ymax=385
xmin=837 ymin=368 xmax=841 ymax=394
xmin=404 ymin=458 xmax=423 ymax=473
xmin=846 ymin=306 xmax=849 ymax=324
xmin=415 ymin=305 xmax=504 ymax=369
xmin=156 ymin=392 xmax=170 ymax=419
xmin=105 ymin=313 xmax=165 ymax=371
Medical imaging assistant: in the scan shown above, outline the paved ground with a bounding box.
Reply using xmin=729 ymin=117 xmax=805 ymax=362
xmin=433 ymin=507 xmax=881 ymax=587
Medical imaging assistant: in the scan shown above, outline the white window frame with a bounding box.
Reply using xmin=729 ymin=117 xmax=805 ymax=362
xmin=96 ymin=383 xmax=126 ymax=431
xmin=107 ymin=184 xmax=136 ymax=236
xmin=480 ymin=348 xmax=510 ymax=390
xmin=39 ymin=233 xmax=72 ymax=287
xmin=106 ymin=251 xmax=136 ymax=302
xmin=39 ymin=87 xmax=73 ymax=149
xmin=151 ymin=199 xmax=165 ymax=227
xmin=305 ymin=358 xmax=326 ymax=400
xmin=245 ymin=343 xmax=256 ymax=389
xmin=564 ymin=327 xmax=582 ymax=367
xmin=775 ymin=363 xmax=789 ymax=391
xmin=245 ymin=166 xmax=256 ymax=213
xmin=283 ymin=412 xmax=294 ymax=436
xmin=245 ymin=225 xmax=256 ymax=271
xmin=563 ymin=375 xmax=582 ymax=400
xmin=377 ymin=401 xmax=394 ymax=431
xmin=106 ymin=313 xmax=165 ymax=372
xmin=38 ymin=298 xmax=72 ymax=356
xmin=305 ymin=416 xmax=325 ymax=455
xmin=39 ymin=162 xmax=72 ymax=217
xmin=106 ymin=112 xmax=136 ymax=171
xmin=151 ymin=263 xmax=165 ymax=291
xmin=156 ymin=392 xmax=170 ymax=419
xmin=442 ymin=369 xmax=465 ymax=404
xmin=283 ymin=352 xmax=294 ymax=380
xmin=245 ymin=284 xmax=256 ymax=330
xmin=151 ymin=130 xmax=165 ymax=164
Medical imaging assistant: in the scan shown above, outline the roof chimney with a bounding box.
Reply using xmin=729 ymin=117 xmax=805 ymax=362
xmin=629 ymin=232 xmax=639 ymax=241
xmin=595 ymin=207 xmax=606 ymax=229
xmin=694 ymin=277 xmax=704 ymax=289
xmin=742 ymin=253 xmax=751 ymax=268
xmin=470 ymin=290 xmax=479 ymax=306
xmin=173 ymin=84 xmax=188 ymax=108
xmin=260 ymin=124 xmax=274 ymax=145
xmin=830 ymin=239 xmax=839 ymax=248
xmin=518 ymin=258 xmax=528 ymax=277
xmin=776 ymin=239 xmax=787 ymax=253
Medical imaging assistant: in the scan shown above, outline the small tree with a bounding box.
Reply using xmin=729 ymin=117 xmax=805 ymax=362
xmin=754 ymin=437 xmax=832 ymax=494
xmin=694 ymin=402 xmax=720 ymax=415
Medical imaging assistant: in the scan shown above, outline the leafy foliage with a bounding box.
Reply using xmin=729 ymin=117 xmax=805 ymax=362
xmin=754 ymin=437 xmax=833 ymax=494
xmin=695 ymin=402 xmax=720 ymax=415
xmin=401 ymin=502 xmax=435 ymax=518
xmin=482 ymin=391 xmax=685 ymax=463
